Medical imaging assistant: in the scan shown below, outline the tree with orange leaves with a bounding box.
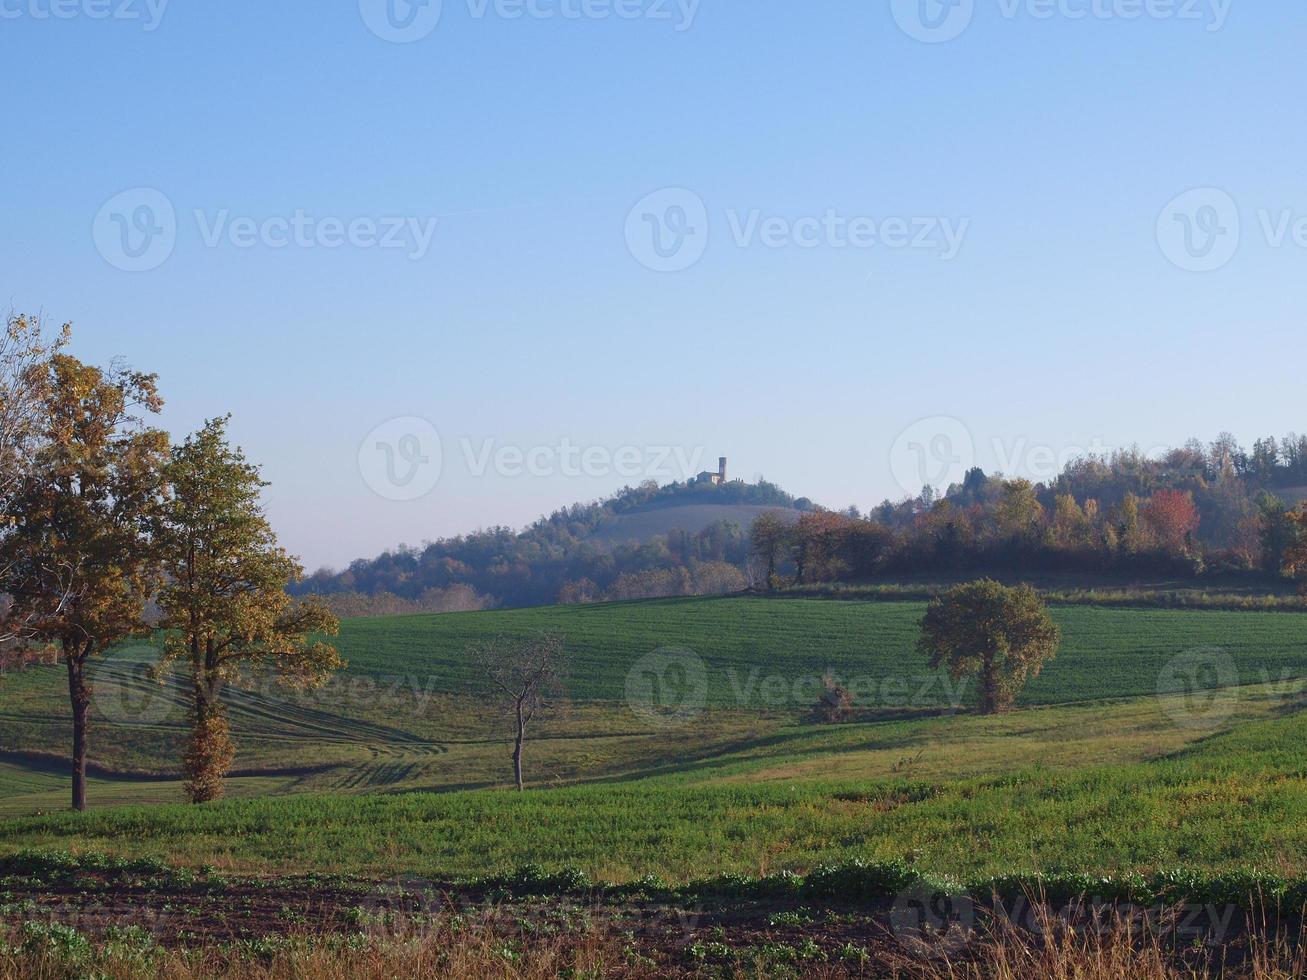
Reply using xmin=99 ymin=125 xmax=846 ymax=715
xmin=1142 ymin=489 xmax=1201 ymax=557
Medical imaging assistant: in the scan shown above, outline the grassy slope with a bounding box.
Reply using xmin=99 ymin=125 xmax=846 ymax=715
xmin=1 ymin=695 xmax=1303 ymax=882
xmin=333 ymin=597 xmax=1307 ymax=705
xmin=1 ymin=595 xmax=1304 ymax=882
xmin=3 ymin=597 xmax=1307 ymax=809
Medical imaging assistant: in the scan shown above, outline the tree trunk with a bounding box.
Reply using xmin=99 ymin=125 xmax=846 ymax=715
xmin=512 ymin=701 xmax=525 ymax=791
xmin=184 ymin=659 xmax=234 ymax=804
xmin=66 ymin=646 xmax=90 ymax=812
xmin=980 ymin=649 xmax=997 ymax=715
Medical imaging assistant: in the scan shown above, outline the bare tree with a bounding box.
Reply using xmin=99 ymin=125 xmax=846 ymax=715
xmin=470 ymin=632 xmax=567 ymax=791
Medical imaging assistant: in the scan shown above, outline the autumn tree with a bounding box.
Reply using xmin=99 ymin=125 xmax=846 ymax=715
xmin=1283 ymin=504 xmax=1307 ymax=594
xmin=2 ymin=354 xmax=167 ymax=811
xmin=1117 ymin=492 xmax=1148 ymax=555
xmin=1046 ymin=494 xmax=1093 ymax=553
xmin=914 ymin=500 xmax=974 ymax=568
xmin=155 ymin=417 xmax=342 ymax=803
xmin=1259 ymin=494 xmax=1299 ymax=576
xmin=991 ymin=479 xmax=1044 ymax=544
xmin=1142 ymin=489 xmax=1200 ymax=557
xmin=470 ymin=632 xmax=567 ymax=790
xmin=791 ymin=511 xmax=849 ymax=584
xmin=0 ymin=313 xmax=70 ymax=646
xmin=750 ymin=511 xmax=789 ymax=590
xmin=917 ymin=579 xmax=1061 ymax=715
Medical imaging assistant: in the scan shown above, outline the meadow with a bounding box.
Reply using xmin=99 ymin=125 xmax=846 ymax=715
xmin=1 ymin=696 xmax=1305 ymax=884
xmin=0 ymin=596 xmax=1304 ymax=885
xmin=2 ymin=598 xmax=1306 ymax=814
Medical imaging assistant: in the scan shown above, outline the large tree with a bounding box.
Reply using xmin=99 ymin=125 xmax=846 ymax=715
xmin=3 ymin=353 xmax=167 ymax=810
xmin=155 ymin=417 xmax=342 ymax=803
xmin=0 ymin=313 xmax=70 ymax=646
xmin=917 ymin=579 xmax=1061 ymax=715
xmin=470 ymin=632 xmax=566 ymax=791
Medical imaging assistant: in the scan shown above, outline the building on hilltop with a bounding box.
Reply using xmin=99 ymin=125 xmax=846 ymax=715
xmin=695 ymin=457 xmax=728 ymax=486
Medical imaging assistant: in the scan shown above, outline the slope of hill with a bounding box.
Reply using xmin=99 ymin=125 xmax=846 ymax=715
xmin=586 ymin=502 xmax=801 ymax=545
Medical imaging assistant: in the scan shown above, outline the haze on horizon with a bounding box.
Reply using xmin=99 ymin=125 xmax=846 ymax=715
xmin=5 ymin=1 xmax=1305 ymax=570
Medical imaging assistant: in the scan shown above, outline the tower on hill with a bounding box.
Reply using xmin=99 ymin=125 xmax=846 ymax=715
xmin=696 ymin=457 xmax=728 ymax=486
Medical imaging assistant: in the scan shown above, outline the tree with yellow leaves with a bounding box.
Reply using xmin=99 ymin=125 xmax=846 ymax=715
xmin=155 ymin=417 xmax=343 ymax=803
xmin=3 ymin=352 xmax=167 ymax=811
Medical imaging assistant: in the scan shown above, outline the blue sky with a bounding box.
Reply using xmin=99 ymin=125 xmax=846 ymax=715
xmin=4 ymin=0 xmax=1306 ymax=569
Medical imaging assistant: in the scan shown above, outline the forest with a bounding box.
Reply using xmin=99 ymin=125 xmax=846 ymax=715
xmin=298 ymin=434 xmax=1307 ymax=612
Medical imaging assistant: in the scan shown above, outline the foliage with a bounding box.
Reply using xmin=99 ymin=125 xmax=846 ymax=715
xmin=1 ymin=352 xmax=167 ymax=810
xmin=1283 ymin=504 xmax=1307 ymax=594
xmin=155 ymin=417 xmax=343 ymax=803
xmin=918 ymin=580 xmax=1061 ymax=714
xmin=0 ymin=313 xmax=70 ymax=646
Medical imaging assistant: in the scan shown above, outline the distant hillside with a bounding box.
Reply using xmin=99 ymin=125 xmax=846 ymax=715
xmin=588 ymin=502 xmax=801 ymax=546
xmin=296 ymin=477 xmax=815 ymax=613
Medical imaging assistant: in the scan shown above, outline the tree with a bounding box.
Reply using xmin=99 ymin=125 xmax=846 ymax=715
xmin=1142 ymin=489 xmax=1200 ymax=557
xmin=470 ymin=632 xmax=567 ymax=790
xmin=0 ymin=313 xmax=70 ymax=645
xmin=917 ymin=579 xmax=1061 ymax=715
xmin=1283 ymin=505 xmax=1307 ymax=594
xmin=1257 ymin=493 xmax=1297 ymax=576
xmin=1118 ymin=492 xmax=1148 ymax=555
xmin=1046 ymin=494 xmax=1093 ymax=553
xmin=155 ymin=418 xmax=343 ymax=803
xmin=991 ymin=479 xmax=1044 ymax=544
xmin=2 ymin=354 xmax=167 ymax=811
xmin=750 ymin=512 xmax=789 ymax=590
xmin=790 ymin=511 xmax=848 ymax=584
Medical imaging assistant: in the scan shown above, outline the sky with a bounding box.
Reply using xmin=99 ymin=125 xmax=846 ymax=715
xmin=4 ymin=0 xmax=1306 ymax=570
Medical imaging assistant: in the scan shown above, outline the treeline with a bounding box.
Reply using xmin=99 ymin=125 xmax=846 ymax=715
xmin=296 ymin=479 xmax=805 ymax=611
xmin=756 ymin=442 xmax=1307 ymax=588
xmin=302 ymin=436 xmax=1307 ymax=615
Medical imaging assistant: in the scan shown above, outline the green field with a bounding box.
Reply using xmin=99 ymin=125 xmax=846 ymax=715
xmin=1 ymin=596 xmax=1304 ymax=887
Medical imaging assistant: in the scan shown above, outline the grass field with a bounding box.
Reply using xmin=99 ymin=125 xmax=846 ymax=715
xmin=2 ymin=598 xmax=1306 ymax=814
xmin=0 ymin=595 xmax=1304 ymax=888
xmin=1 ymin=696 xmax=1304 ymax=882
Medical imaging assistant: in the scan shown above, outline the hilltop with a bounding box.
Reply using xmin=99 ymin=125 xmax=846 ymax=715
xmin=295 ymin=476 xmax=814 ymax=615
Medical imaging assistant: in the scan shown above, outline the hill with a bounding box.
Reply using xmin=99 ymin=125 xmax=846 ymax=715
xmin=586 ymin=501 xmax=801 ymax=545
xmin=296 ymin=477 xmax=812 ymax=613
